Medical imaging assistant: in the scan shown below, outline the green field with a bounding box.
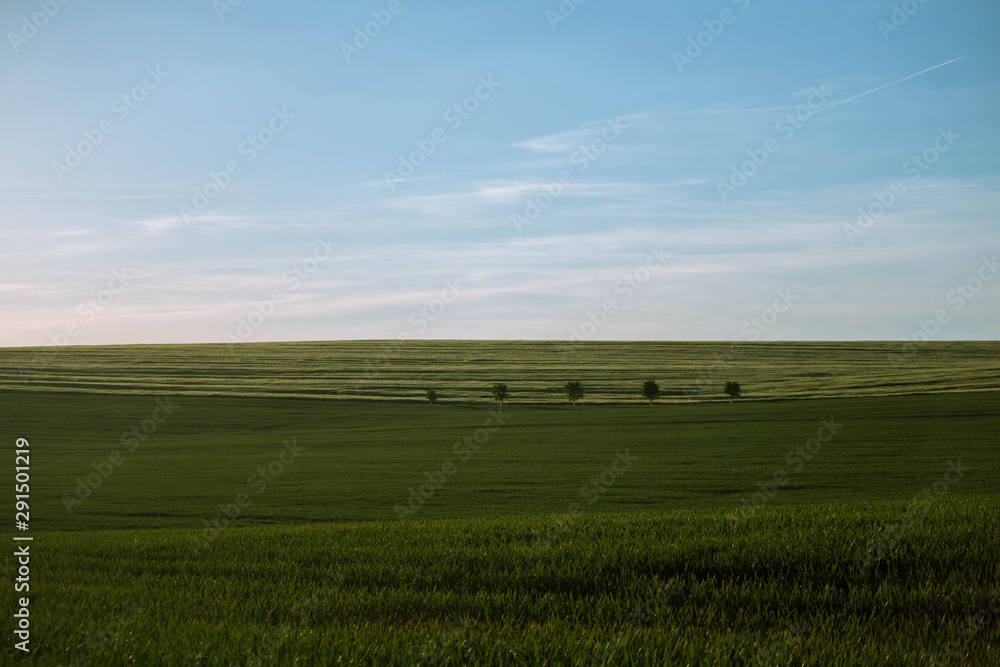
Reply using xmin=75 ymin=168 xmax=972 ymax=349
xmin=4 ymin=340 xmax=999 ymax=402
xmin=19 ymin=503 xmax=1000 ymax=665
xmin=2 ymin=342 xmax=998 ymax=665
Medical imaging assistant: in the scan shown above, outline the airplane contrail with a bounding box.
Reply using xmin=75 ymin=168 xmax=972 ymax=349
xmin=803 ymin=56 xmax=965 ymax=121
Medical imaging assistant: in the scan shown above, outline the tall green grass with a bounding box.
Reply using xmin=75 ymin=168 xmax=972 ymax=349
xmin=10 ymin=501 xmax=998 ymax=665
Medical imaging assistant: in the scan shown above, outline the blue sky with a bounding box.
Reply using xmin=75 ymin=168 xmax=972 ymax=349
xmin=2 ymin=0 xmax=998 ymax=346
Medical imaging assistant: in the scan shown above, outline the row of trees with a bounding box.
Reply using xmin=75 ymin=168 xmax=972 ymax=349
xmin=425 ymin=381 xmax=742 ymax=405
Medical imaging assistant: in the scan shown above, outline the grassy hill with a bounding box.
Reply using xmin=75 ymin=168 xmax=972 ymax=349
xmin=3 ymin=340 xmax=998 ymax=402
xmin=2 ymin=341 xmax=997 ymax=664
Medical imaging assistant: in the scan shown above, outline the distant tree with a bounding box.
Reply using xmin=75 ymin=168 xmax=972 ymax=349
xmin=641 ymin=379 xmax=661 ymax=405
xmin=425 ymin=389 xmax=439 ymax=404
xmin=724 ymin=381 xmax=742 ymax=403
xmin=491 ymin=383 xmax=509 ymax=405
xmin=564 ymin=381 xmax=585 ymax=406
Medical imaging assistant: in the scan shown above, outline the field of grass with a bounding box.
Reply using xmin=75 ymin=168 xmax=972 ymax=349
xmin=4 ymin=390 xmax=999 ymax=532
xmin=1 ymin=342 xmax=998 ymax=664
xmin=13 ymin=502 xmax=1000 ymax=665
xmin=3 ymin=340 xmax=999 ymax=402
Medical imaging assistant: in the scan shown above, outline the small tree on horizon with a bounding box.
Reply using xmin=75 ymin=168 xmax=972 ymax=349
xmin=641 ymin=380 xmax=661 ymax=405
xmin=491 ymin=383 xmax=509 ymax=405
xmin=565 ymin=381 xmax=585 ymax=406
xmin=724 ymin=381 xmax=742 ymax=403
xmin=425 ymin=389 xmax=439 ymax=404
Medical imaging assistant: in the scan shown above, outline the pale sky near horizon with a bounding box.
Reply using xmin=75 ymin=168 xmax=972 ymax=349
xmin=1 ymin=0 xmax=998 ymax=347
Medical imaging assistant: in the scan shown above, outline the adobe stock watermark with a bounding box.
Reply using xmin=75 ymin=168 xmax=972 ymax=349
xmin=7 ymin=0 xmax=73 ymax=55
xmin=248 ymin=569 xmax=347 ymax=666
xmin=683 ymin=287 xmax=797 ymax=397
xmin=408 ymin=279 xmax=464 ymax=334
xmin=189 ymin=439 xmax=305 ymax=555
xmin=748 ymin=622 xmax=807 ymax=667
xmin=584 ymin=576 xmax=683 ymax=667
xmin=885 ymin=254 xmax=997 ymax=369
xmin=511 ymin=116 xmax=628 ymax=233
xmin=52 ymin=66 xmax=168 ymax=183
xmin=930 ymin=591 xmax=999 ymax=667
xmin=568 ymin=245 xmax=668 ymax=342
xmin=224 ymin=237 xmax=337 ymax=347
xmin=340 ymin=0 xmax=414 ymax=63
xmin=415 ymin=612 xmax=472 ymax=666
xmin=179 ymin=107 xmax=294 ymax=222
xmin=854 ymin=460 xmax=968 ymax=576
xmin=61 ymin=398 xmax=179 ymax=513
xmin=717 ymin=84 xmax=831 ymax=202
xmin=843 ymin=127 xmax=959 ymax=244
xmin=213 ymin=0 xmax=247 ymax=22
xmin=727 ymin=418 xmax=842 ymax=531
xmin=523 ymin=450 xmax=636 ymax=565
xmin=877 ymin=0 xmax=933 ymax=41
xmin=48 ymin=269 xmax=134 ymax=347
xmin=673 ymin=0 xmax=752 ymax=73
xmin=393 ymin=407 xmax=509 ymax=520
xmin=685 ymin=342 xmax=744 ymax=398
xmin=384 ymin=75 xmax=501 ymax=191
xmin=545 ymin=0 xmax=588 ymax=31
xmin=352 ymin=277 xmax=466 ymax=388
xmin=740 ymin=288 xmax=799 ymax=341
xmin=68 ymin=603 xmax=142 ymax=667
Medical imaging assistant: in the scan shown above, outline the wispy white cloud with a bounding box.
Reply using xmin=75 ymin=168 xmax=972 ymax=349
xmin=0 ymin=191 xmax=188 ymax=201
xmin=510 ymin=113 xmax=655 ymax=154
xmin=380 ymin=177 xmax=712 ymax=222
xmin=125 ymin=213 xmax=263 ymax=234
xmin=41 ymin=243 xmax=121 ymax=257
